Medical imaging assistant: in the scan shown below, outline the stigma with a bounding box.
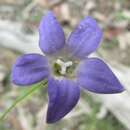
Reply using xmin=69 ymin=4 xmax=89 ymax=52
xmin=56 ymin=59 xmax=73 ymax=75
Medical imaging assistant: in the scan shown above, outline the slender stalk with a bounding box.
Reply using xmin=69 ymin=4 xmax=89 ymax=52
xmin=0 ymin=80 xmax=48 ymax=121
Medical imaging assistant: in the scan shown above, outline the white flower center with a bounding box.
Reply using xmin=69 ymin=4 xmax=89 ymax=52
xmin=56 ymin=59 xmax=73 ymax=75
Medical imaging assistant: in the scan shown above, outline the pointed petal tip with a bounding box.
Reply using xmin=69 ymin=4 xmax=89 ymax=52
xmin=45 ymin=10 xmax=55 ymax=15
xmin=46 ymin=116 xmax=59 ymax=124
xmin=116 ymin=85 xmax=125 ymax=93
xmin=80 ymin=16 xmax=97 ymax=27
xmin=39 ymin=11 xmax=56 ymax=26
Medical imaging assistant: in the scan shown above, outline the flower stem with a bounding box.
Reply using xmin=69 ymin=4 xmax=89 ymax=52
xmin=0 ymin=80 xmax=48 ymax=121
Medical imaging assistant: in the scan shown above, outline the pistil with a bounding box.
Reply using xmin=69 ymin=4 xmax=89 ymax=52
xmin=56 ymin=59 xmax=73 ymax=75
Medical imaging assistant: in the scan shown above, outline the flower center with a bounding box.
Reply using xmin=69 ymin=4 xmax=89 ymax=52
xmin=53 ymin=59 xmax=77 ymax=79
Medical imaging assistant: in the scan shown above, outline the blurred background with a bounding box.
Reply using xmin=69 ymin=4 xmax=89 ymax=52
xmin=0 ymin=0 xmax=130 ymax=130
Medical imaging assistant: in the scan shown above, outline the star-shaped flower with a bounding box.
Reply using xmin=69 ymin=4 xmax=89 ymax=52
xmin=11 ymin=11 xmax=124 ymax=123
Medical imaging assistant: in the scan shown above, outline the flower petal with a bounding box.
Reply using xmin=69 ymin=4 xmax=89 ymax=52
xmin=11 ymin=54 xmax=49 ymax=86
xmin=39 ymin=11 xmax=65 ymax=54
xmin=77 ymin=58 xmax=124 ymax=94
xmin=47 ymin=77 xmax=80 ymax=123
xmin=67 ymin=16 xmax=103 ymax=59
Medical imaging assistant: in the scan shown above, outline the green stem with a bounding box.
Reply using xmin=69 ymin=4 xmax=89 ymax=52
xmin=0 ymin=80 xmax=48 ymax=121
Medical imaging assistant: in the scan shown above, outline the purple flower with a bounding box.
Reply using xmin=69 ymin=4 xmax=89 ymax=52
xmin=11 ymin=11 xmax=124 ymax=123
